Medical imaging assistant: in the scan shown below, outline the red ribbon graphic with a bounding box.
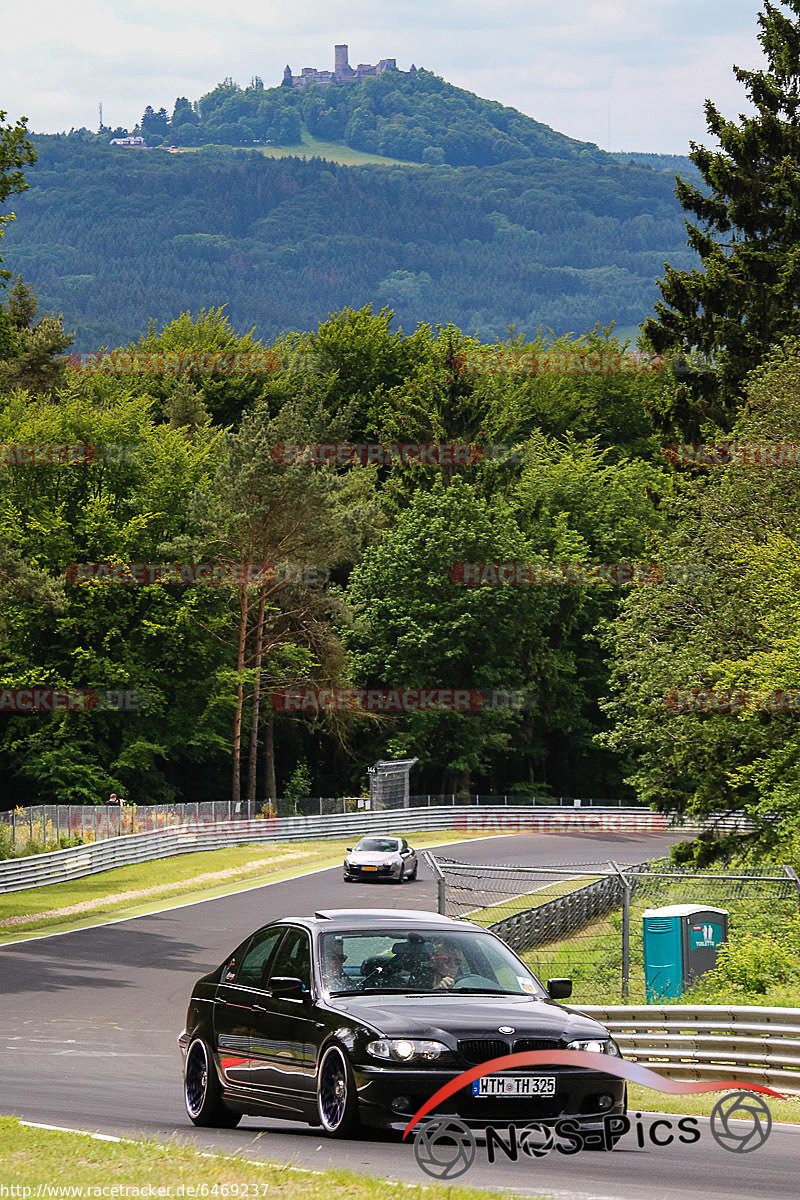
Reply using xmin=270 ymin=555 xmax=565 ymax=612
xmin=402 ymin=1049 xmax=784 ymax=1139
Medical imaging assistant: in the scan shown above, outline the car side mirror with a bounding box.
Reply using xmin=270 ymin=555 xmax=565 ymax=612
xmin=547 ymin=977 xmax=572 ymax=1000
xmin=346 ymin=847 xmax=353 ymax=852
xmin=269 ymin=976 xmax=306 ymax=999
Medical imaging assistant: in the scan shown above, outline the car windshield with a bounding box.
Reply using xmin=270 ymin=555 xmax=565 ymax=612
xmin=319 ymin=928 xmax=547 ymax=997
xmin=354 ymin=838 xmax=400 ymax=853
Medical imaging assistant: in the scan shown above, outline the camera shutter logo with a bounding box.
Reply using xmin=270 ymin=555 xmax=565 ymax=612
xmin=413 ymin=1117 xmax=477 ymax=1179
xmin=518 ymin=1121 xmax=555 ymax=1158
xmin=710 ymin=1091 xmax=772 ymax=1153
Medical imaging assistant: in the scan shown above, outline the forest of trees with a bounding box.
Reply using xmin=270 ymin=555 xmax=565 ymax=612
xmin=1 ymin=134 xmax=694 ymax=352
xmin=5 ymin=0 xmax=800 ymax=864
xmin=0 ymin=286 xmax=672 ymax=808
xmin=126 ymin=69 xmax=600 ymax=164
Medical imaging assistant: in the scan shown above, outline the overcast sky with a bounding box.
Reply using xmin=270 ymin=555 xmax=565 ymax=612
xmin=2 ymin=0 xmax=767 ymax=154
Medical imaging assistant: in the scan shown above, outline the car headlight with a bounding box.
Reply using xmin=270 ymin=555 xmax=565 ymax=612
xmin=367 ymin=1038 xmax=449 ymax=1063
xmin=567 ymin=1038 xmax=621 ymax=1055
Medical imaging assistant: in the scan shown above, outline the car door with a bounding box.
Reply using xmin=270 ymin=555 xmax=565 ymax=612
xmin=213 ymin=927 xmax=283 ymax=1090
xmin=248 ymin=926 xmax=317 ymax=1114
xmin=400 ymin=839 xmax=415 ymax=872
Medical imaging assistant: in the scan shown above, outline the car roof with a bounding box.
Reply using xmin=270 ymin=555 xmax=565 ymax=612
xmin=265 ymin=909 xmax=463 ymax=933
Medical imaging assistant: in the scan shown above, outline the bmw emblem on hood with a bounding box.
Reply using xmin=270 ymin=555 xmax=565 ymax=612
xmin=498 ymin=1026 xmax=515 ymax=1034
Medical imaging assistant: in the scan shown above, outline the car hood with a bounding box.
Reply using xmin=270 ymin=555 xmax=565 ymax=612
xmin=328 ymin=992 xmax=609 ymax=1041
xmin=346 ymin=851 xmax=398 ymax=864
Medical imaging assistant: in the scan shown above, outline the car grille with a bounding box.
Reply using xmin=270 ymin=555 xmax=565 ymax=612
xmin=458 ymin=1038 xmax=509 ymax=1064
xmin=513 ymin=1038 xmax=561 ymax=1053
xmin=458 ymin=1037 xmax=563 ymax=1065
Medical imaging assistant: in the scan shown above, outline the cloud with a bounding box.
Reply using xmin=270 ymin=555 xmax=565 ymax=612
xmin=0 ymin=0 xmax=765 ymax=152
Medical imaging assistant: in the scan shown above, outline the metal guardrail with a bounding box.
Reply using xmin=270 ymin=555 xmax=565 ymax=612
xmin=0 ymin=806 xmax=667 ymax=894
xmin=0 ymin=794 xmax=652 ymax=849
xmin=578 ymin=1004 xmax=800 ymax=1095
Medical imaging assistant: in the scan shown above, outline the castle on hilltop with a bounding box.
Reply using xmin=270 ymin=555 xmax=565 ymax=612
xmin=282 ymin=44 xmax=412 ymax=90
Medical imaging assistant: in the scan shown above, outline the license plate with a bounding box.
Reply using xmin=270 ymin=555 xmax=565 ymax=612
xmin=471 ymin=1075 xmax=556 ymax=1097
xmin=362 ymin=865 xmax=378 ymax=872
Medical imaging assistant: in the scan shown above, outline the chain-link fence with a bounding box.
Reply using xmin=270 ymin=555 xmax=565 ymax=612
xmin=425 ymin=853 xmax=800 ymax=1004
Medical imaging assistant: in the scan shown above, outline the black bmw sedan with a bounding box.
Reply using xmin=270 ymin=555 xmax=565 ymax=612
xmin=179 ymin=908 xmax=625 ymax=1138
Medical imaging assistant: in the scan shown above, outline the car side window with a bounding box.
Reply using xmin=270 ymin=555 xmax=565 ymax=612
xmin=235 ymin=928 xmax=284 ymax=989
xmin=268 ymin=928 xmax=311 ymax=992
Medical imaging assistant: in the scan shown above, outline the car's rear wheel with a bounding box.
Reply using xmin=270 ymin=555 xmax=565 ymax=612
xmin=184 ymin=1038 xmax=241 ymax=1128
xmin=317 ymin=1044 xmax=359 ymax=1137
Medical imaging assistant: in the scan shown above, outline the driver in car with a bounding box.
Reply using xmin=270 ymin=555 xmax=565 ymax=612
xmin=430 ymin=944 xmax=464 ymax=990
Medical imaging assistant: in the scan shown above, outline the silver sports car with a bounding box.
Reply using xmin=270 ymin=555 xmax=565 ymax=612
xmin=343 ymin=836 xmax=418 ymax=883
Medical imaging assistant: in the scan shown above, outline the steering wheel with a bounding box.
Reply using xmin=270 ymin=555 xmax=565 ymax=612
xmin=451 ymin=973 xmax=498 ymax=990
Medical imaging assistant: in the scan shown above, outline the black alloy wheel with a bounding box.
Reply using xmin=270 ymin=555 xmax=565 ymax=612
xmin=184 ymin=1038 xmax=241 ymax=1128
xmin=317 ymin=1044 xmax=359 ymax=1136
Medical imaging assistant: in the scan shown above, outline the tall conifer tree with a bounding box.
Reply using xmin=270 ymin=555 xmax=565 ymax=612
xmin=645 ymin=1 xmax=800 ymax=430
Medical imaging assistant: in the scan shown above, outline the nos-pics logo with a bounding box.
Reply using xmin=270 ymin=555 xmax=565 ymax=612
xmin=403 ymin=1051 xmax=780 ymax=1181
xmin=413 ymin=1093 xmax=772 ymax=1179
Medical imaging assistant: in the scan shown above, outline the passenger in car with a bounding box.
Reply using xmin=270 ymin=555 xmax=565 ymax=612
xmin=323 ymin=938 xmax=349 ymax=990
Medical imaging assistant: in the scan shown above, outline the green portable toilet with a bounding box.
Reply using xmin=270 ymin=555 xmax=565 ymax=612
xmin=643 ymin=903 xmax=728 ymax=1001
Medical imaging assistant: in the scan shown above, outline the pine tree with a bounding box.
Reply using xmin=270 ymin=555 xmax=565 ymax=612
xmin=644 ymin=0 xmax=800 ymax=430
xmin=166 ymin=376 xmax=210 ymax=438
xmin=0 ymin=276 xmax=73 ymax=393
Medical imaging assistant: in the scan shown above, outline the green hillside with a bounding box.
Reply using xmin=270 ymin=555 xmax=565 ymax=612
xmin=1 ymin=70 xmax=696 ymax=351
xmin=175 ymin=127 xmax=420 ymax=167
xmin=149 ymin=68 xmax=602 ymax=167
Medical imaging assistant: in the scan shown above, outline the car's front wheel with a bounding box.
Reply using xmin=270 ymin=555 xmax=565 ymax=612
xmin=184 ymin=1038 xmax=241 ymax=1128
xmin=317 ymin=1044 xmax=359 ymax=1137
xmin=407 ymin=860 xmax=418 ymax=881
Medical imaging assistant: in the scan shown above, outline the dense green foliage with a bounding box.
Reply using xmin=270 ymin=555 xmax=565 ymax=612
xmin=1 ymin=135 xmax=693 ymax=353
xmin=0 ymin=300 xmax=675 ymax=806
xmin=600 ymin=341 xmax=800 ymax=851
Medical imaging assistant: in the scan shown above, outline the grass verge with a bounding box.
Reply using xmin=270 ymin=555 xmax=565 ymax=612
xmin=172 ymin=128 xmax=419 ymax=168
xmin=0 ymin=1116 xmax=522 ymax=1197
xmin=627 ymin=1083 xmax=800 ymax=1122
xmin=0 ymin=830 xmax=497 ymax=942
xmin=467 ymin=874 xmax=597 ymax=929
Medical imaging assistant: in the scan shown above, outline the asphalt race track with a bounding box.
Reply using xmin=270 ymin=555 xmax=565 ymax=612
xmin=1 ymin=829 xmax=796 ymax=1200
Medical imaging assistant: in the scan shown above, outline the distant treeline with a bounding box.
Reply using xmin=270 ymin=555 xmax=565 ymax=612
xmin=3 ymin=137 xmax=695 ymax=352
